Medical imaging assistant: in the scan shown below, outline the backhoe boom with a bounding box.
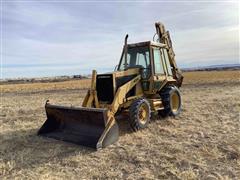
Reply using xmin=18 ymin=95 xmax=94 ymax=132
xmin=155 ymin=22 xmax=183 ymax=87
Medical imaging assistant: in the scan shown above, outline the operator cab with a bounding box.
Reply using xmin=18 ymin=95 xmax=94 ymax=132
xmin=118 ymin=41 xmax=173 ymax=79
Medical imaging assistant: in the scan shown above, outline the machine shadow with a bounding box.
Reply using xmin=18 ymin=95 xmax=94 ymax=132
xmin=115 ymin=114 xmax=134 ymax=136
xmin=1 ymin=128 xmax=95 ymax=171
xmin=115 ymin=113 xmax=166 ymax=136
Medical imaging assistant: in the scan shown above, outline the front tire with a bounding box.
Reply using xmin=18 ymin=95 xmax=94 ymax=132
xmin=129 ymin=98 xmax=151 ymax=131
xmin=159 ymin=86 xmax=182 ymax=117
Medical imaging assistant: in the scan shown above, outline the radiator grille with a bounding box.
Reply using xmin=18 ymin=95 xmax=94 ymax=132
xmin=96 ymin=74 xmax=114 ymax=103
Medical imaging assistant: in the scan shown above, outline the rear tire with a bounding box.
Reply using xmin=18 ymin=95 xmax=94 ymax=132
xmin=129 ymin=98 xmax=151 ymax=131
xmin=159 ymin=86 xmax=182 ymax=117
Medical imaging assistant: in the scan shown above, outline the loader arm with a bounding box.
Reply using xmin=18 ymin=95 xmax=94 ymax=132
xmin=82 ymin=70 xmax=99 ymax=108
xmin=110 ymin=74 xmax=141 ymax=114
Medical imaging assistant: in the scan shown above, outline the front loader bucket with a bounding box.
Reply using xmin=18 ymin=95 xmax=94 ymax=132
xmin=38 ymin=103 xmax=119 ymax=149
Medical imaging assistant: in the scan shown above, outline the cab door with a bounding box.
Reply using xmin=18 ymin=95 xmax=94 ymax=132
xmin=152 ymin=47 xmax=167 ymax=90
xmin=161 ymin=48 xmax=173 ymax=77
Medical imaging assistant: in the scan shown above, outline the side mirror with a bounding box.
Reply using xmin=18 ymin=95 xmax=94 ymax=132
xmin=114 ymin=65 xmax=118 ymax=71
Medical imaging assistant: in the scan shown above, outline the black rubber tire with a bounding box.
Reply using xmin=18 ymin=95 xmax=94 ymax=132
xmin=159 ymin=86 xmax=182 ymax=117
xmin=129 ymin=98 xmax=151 ymax=131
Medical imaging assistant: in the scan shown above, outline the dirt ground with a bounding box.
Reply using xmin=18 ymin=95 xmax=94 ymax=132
xmin=1 ymin=70 xmax=240 ymax=179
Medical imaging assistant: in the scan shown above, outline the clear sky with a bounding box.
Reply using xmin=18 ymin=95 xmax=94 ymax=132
xmin=1 ymin=1 xmax=239 ymax=79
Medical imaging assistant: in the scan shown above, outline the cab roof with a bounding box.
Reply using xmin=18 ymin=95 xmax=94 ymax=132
xmin=127 ymin=41 xmax=166 ymax=48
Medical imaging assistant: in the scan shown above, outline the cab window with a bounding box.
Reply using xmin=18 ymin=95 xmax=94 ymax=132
xmin=153 ymin=48 xmax=165 ymax=75
xmin=162 ymin=48 xmax=173 ymax=76
xmin=119 ymin=53 xmax=130 ymax=70
xmin=118 ymin=46 xmax=151 ymax=79
xmin=119 ymin=46 xmax=150 ymax=70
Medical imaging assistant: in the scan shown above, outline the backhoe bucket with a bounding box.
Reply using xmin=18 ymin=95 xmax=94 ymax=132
xmin=38 ymin=103 xmax=119 ymax=149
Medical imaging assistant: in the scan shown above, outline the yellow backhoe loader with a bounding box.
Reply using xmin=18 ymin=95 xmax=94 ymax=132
xmin=38 ymin=22 xmax=183 ymax=149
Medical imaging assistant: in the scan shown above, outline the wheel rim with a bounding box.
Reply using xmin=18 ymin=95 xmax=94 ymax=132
xmin=171 ymin=92 xmax=180 ymax=113
xmin=138 ymin=103 xmax=149 ymax=124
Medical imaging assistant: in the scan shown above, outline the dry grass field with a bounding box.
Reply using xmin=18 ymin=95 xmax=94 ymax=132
xmin=1 ymin=70 xmax=240 ymax=179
